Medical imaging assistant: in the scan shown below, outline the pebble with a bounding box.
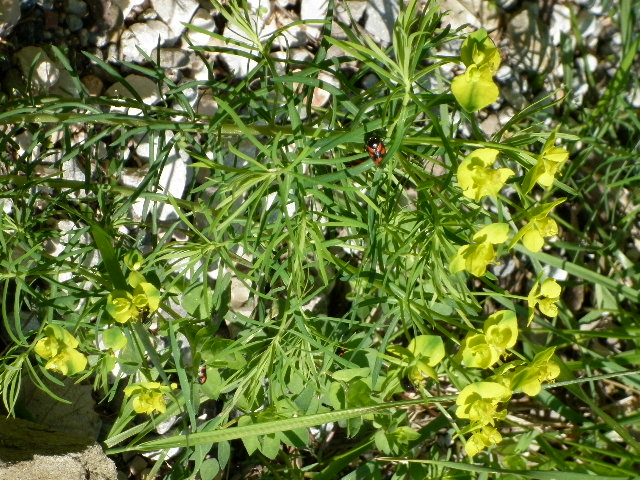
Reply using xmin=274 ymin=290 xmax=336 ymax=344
xmin=437 ymin=0 xmax=499 ymax=33
xmin=119 ymin=20 xmax=174 ymax=63
xmin=312 ymin=71 xmax=339 ymax=108
xmin=300 ymin=0 xmax=329 ymax=40
xmin=151 ymin=0 xmax=200 ymax=41
xmin=152 ymin=47 xmax=190 ymax=68
xmin=196 ymin=92 xmax=218 ymax=116
xmin=0 ymin=0 xmax=21 ymax=37
xmin=105 ymin=74 xmax=160 ymax=115
xmin=549 ymin=4 xmax=571 ymax=46
xmin=134 ymin=131 xmax=190 ymax=222
xmin=51 ymin=68 xmax=79 ymax=97
xmin=65 ymin=0 xmax=87 ymax=16
xmin=81 ymin=74 xmax=103 ymax=96
xmin=113 ymin=0 xmax=146 ymax=21
xmin=66 ymin=14 xmax=83 ymax=32
xmin=184 ymin=8 xmax=218 ymax=46
xmin=364 ymin=0 xmax=400 ymax=46
xmin=15 ymin=46 xmax=60 ymax=91
xmin=335 ymin=1 xmax=367 ymax=24
xmin=507 ymin=5 xmax=552 ymax=72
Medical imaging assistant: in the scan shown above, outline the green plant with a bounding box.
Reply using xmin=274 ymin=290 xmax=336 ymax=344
xmin=1 ymin=0 xmax=639 ymax=478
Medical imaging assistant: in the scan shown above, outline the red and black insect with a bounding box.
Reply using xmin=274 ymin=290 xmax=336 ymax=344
xmin=365 ymin=136 xmax=387 ymax=166
xmin=197 ymin=363 xmax=207 ymax=385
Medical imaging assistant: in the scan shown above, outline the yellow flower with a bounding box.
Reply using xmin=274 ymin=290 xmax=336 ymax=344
xmin=450 ymin=223 xmax=510 ymax=277
xmin=523 ymin=133 xmax=569 ymax=192
xmin=124 ymin=381 xmax=178 ymax=415
xmin=527 ymin=278 xmax=562 ymax=324
xmin=533 ymin=146 xmax=569 ymax=188
xmin=511 ymin=199 xmax=565 ymax=252
xmin=460 ymin=29 xmax=501 ymax=72
xmin=460 ymin=311 xmax=518 ymax=369
xmin=457 ymin=149 xmax=514 ymax=201
xmin=465 ymin=426 xmax=503 ymax=457
xmin=106 ymin=290 xmax=139 ymax=323
xmin=456 ymin=382 xmax=511 ymax=426
xmin=508 ymin=347 xmax=560 ymax=396
xmin=34 ymin=325 xmax=87 ymax=376
xmin=106 ymin=281 xmax=160 ymax=324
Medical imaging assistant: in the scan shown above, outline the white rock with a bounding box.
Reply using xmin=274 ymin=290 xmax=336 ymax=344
xmin=0 ymin=198 xmax=13 ymax=214
xmin=570 ymin=83 xmax=589 ymax=107
xmin=218 ymin=1 xmax=270 ymax=77
xmin=577 ymin=53 xmax=597 ymax=75
xmin=230 ymin=277 xmax=250 ymax=310
xmin=196 ymin=92 xmax=218 ymax=116
xmin=156 ymin=135 xmax=191 ymax=221
xmin=184 ymin=8 xmax=217 ymax=46
xmin=498 ymin=107 xmax=515 ymax=127
xmin=119 ymin=20 xmax=174 ymax=64
xmin=479 ymin=114 xmax=501 ymax=136
xmin=301 ymin=0 xmax=328 ymax=20
xmin=312 ymin=71 xmax=339 ymax=108
xmin=105 ymin=74 xmax=159 ymax=102
xmin=151 ymin=47 xmax=191 ymax=68
xmin=628 ymin=87 xmax=640 ymax=109
xmin=300 ymin=0 xmax=328 ymax=40
xmin=437 ymin=0 xmax=499 ymax=33
xmin=507 ymin=5 xmax=552 ymax=72
xmin=0 ymin=0 xmax=21 ymax=37
xmin=576 ymin=0 xmax=604 ymax=15
xmin=62 ymin=158 xmax=86 ymax=183
xmin=15 ymin=46 xmax=60 ymax=92
xmin=363 ymin=0 xmax=399 ymax=46
xmin=221 ymin=24 xmax=260 ymax=78
xmin=335 ymin=1 xmax=367 ymax=24
xmin=120 ymin=169 xmax=146 ymax=221
xmin=186 ymin=53 xmax=212 ymax=81
xmin=130 ymin=132 xmax=191 ymax=221
xmin=113 ymin=0 xmax=146 ymax=20
xmin=549 ymin=4 xmax=571 ymax=45
xmin=246 ymin=0 xmax=269 ymax=11
xmin=167 ymin=85 xmax=197 ymax=120
xmin=577 ymin=9 xmax=601 ymax=49
xmin=105 ymin=74 xmax=160 ymax=115
xmin=94 ymin=141 xmax=108 ymax=160
xmin=135 ymin=138 xmax=152 ymax=159
xmin=495 ymin=64 xmax=513 ymax=83
xmin=139 ymin=8 xmax=159 ymax=21
xmin=50 ymin=68 xmax=80 ymax=97
xmin=15 ymin=131 xmax=35 ymax=158
xmin=152 ymin=0 xmax=200 ymax=41
xmin=261 ymin=9 xmax=307 ymax=50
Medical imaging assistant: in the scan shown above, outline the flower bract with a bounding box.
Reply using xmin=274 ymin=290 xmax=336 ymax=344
xmin=460 ymin=311 xmax=518 ymax=369
xmin=456 ymin=381 xmax=512 ymax=426
xmin=124 ymin=381 xmax=178 ymax=415
xmin=465 ymin=426 xmax=503 ymax=457
xmin=450 ymin=223 xmax=510 ymax=277
xmin=457 ymin=149 xmax=514 ymax=201
xmin=528 ymin=278 xmax=562 ymax=324
xmin=508 ymin=347 xmax=560 ymax=396
xmin=34 ymin=325 xmax=87 ymax=376
xmin=511 ymin=199 xmax=565 ymax=252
